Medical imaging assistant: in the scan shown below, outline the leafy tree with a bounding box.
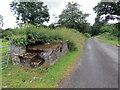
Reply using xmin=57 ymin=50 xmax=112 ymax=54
xmin=0 ymin=14 xmax=3 ymax=28
xmin=99 ymin=24 xmax=119 ymax=37
xmin=81 ymin=23 xmax=92 ymax=33
xmin=93 ymin=1 xmax=120 ymax=21
xmin=10 ymin=1 xmax=50 ymax=26
xmin=48 ymin=23 xmax=56 ymax=29
xmin=115 ymin=23 xmax=120 ymax=37
xmin=57 ymin=2 xmax=89 ymax=32
xmin=91 ymin=16 xmax=106 ymax=36
xmin=92 ymin=1 xmax=120 ymax=36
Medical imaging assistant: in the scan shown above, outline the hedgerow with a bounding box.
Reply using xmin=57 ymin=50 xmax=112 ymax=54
xmin=4 ymin=24 xmax=86 ymax=51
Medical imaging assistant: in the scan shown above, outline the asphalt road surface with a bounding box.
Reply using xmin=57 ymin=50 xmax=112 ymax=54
xmin=60 ymin=38 xmax=118 ymax=88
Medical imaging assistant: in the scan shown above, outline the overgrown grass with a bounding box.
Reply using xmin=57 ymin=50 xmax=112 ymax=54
xmin=0 ymin=39 xmax=10 ymax=46
xmin=3 ymin=24 xmax=86 ymax=51
xmin=96 ymin=33 xmax=119 ymax=45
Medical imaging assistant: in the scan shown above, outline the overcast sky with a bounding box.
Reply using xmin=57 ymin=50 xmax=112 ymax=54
xmin=0 ymin=0 xmax=102 ymax=29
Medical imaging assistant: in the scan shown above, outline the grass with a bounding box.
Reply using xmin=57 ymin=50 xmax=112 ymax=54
xmin=98 ymin=38 xmax=118 ymax=45
xmin=96 ymin=34 xmax=119 ymax=45
xmin=2 ymin=51 xmax=80 ymax=88
xmin=0 ymin=39 xmax=10 ymax=46
xmin=0 ymin=38 xmax=10 ymax=89
xmin=1 ymin=27 xmax=86 ymax=88
xmin=0 ymin=38 xmax=10 ymax=61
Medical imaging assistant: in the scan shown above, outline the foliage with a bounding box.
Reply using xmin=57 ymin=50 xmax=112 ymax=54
xmin=91 ymin=14 xmax=107 ymax=36
xmin=2 ymin=25 xmax=86 ymax=88
xmin=2 ymin=29 xmax=13 ymax=39
xmin=92 ymin=1 xmax=120 ymax=36
xmin=96 ymin=33 xmax=119 ymax=45
xmin=97 ymin=33 xmax=118 ymax=41
xmin=91 ymin=22 xmax=104 ymax=36
xmin=115 ymin=23 xmax=120 ymax=37
xmin=0 ymin=39 xmax=10 ymax=47
xmin=10 ymin=1 xmax=50 ymax=26
xmin=5 ymin=24 xmax=86 ymax=51
xmin=57 ymin=2 xmax=89 ymax=32
xmin=84 ymin=33 xmax=91 ymax=38
xmin=0 ymin=14 xmax=3 ymax=28
xmin=100 ymin=24 xmax=119 ymax=37
xmin=48 ymin=23 xmax=56 ymax=29
xmin=13 ymin=37 xmax=27 ymax=46
xmin=81 ymin=23 xmax=92 ymax=33
xmin=93 ymin=1 xmax=120 ymax=22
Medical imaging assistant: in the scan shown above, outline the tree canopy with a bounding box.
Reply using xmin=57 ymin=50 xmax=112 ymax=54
xmin=10 ymin=1 xmax=50 ymax=26
xmin=91 ymin=1 xmax=120 ymax=36
xmin=57 ymin=2 xmax=90 ymax=32
xmin=93 ymin=1 xmax=120 ymax=22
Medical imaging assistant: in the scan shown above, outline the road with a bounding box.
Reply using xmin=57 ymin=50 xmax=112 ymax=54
xmin=60 ymin=38 xmax=118 ymax=88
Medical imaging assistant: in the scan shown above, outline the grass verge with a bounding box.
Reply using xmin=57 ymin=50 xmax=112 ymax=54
xmin=2 ymin=51 xmax=80 ymax=88
xmin=98 ymin=38 xmax=118 ymax=45
xmin=96 ymin=34 xmax=119 ymax=45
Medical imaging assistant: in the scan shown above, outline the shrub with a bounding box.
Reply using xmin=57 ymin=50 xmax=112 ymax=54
xmin=84 ymin=33 xmax=91 ymax=38
xmin=99 ymin=33 xmax=118 ymax=41
xmin=6 ymin=24 xmax=86 ymax=51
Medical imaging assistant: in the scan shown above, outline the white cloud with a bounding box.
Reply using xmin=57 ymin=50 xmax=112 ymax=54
xmin=0 ymin=0 xmax=18 ymax=29
xmin=43 ymin=0 xmax=101 ymax=25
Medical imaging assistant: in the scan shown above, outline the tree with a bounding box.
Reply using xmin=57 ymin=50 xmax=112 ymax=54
xmin=93 ymin=1 xmax=120 ymax=21
xmin=57 ymin=2 xmax=89 ymax=32
xmin=10 ymin=1 xmax=50 ymax=26
xmin=0 ymin=14 xmax=3 ymax=28
xmin=91 ymin=16 xmax=106 ymax=36
xmin=48 ymin=23 xmax=56 ymax=29
xmin=91 ymin=1 xmax=120 ymax=36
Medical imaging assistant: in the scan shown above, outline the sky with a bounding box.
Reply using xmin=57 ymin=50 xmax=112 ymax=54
xmin=0 ymin=0 xmax=111 ymax=29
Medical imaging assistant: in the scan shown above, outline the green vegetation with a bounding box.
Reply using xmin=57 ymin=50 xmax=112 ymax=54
xmin=0 ymin=39 xmax=10 ymax=46
xmin=100 ymin=24 xmax=119 ymax=37
xmin=92 ymin=23 xmax=119 ymax=45
xmin=1 ymin=0 xmax=119 ymax=88
xmin=57 ymin=2 xmax=91 ymax=33
xmin=3 ymin=24 xmax=86 ymax=51
xmin=0 ymin=39 xmax=10 ymax=72
xmin=93 ymin=1 xmax=120 ymax=22
xmin=2 ymin=25 xmax=86 ymax=88
xmin=2 ymin=51 xmax=80 ymax=88
xmin=96 ymin=33 xmax=119 ymax=45
xmin=10 ymin=1 xmax=49 ymax=26
xmin=94 ymin=23 xmax=118 ymax=46
xmin=0 ymin=39 xmax=10 ymax=89
xmin=0 ymin=39 xmax=10 ymax=59
xmin=0 ymin=39 xmax=10 ymax=56
xmin=91 ymin=1 xmax=120 ymax=36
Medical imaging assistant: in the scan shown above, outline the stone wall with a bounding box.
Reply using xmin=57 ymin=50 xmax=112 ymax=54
xmin=11 ymin=41 xmax=68 ymax=67
xmin=10 ymin=44 xmax=26 ymax=65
